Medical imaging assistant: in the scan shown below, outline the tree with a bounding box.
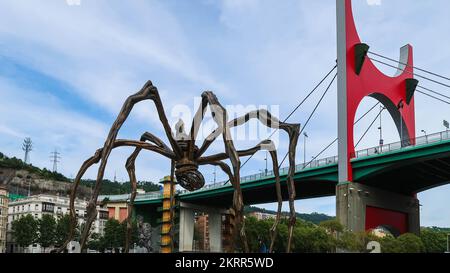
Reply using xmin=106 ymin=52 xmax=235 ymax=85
xmin=292 ymin=226 xmax=335 ymax=253
xmin=55 ymin=214 xmax=79 ymax=248
xmin=38 ymin=214 xmax=56 ymax=252
xmin=11 ymin=214 xmax=39 ymax=252
xmin=421 ymin=228 xmax=448 ymax=253
xmin=102 ymin=218 xmax=124 ymax=252
xmin=396 ymin=233 xmax=425 ymax=253
xmin=319 ymin=219 xmax=344 ymax=234
xmin=380 ymin=233 xmax=425 ymax=253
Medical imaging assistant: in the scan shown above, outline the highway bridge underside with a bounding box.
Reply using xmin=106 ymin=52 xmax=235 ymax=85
xmin=179 ymin=177 xmax=338 ymax=207
xmin=354 ymin=153 xmax=450 ymax=195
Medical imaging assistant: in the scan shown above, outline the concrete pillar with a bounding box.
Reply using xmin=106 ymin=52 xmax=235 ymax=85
xmin=208 ymin=211 xmax=223 ymax=252
xmin=178 ymin=207 xmax=195 ymax=252
xmin=336 ymin=182 xmax=420 ymax=235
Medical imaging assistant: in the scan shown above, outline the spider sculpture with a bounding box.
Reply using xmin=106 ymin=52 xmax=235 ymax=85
xmin=60 ymin=81 xmax=300 ymax=253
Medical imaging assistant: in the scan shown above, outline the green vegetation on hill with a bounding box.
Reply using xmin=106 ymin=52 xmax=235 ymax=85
xmin=1 ymin=152 xmax=161 ymax=195
xmin=0 ymin=152 xmax=69 ymax=182
xmin=245 ymin=206 xmax=334 ymax=224
xmin=79 ymin=179 xmax=161 ymax=195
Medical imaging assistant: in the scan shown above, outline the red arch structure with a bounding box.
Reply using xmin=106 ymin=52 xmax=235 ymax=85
xmin=337 ymin=0 xmax=417 ymax=182
xmin=336 ymin=0 xmax=420 ymax=236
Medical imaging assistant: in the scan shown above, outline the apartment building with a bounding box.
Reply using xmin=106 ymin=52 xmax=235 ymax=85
xmin=6 ymin=194 xmax=108 ymax=253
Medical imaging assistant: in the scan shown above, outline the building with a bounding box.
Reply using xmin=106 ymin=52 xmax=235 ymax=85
xmin=98 ymin=189 xmax=156 ymax=223
xmin=6 ymin=194 xmax=108 ymax=253
xmin=0 ymin=185 xmax=8 ymax=253
xmin=98 ymin=194 xmax=130 ymax=222
xmin=194 ymin=213 xmax=210 ymax=252
xmin=249 ymin=211 xmax=277 ymax=221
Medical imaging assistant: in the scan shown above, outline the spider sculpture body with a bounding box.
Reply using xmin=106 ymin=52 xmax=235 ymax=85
xmin=61 ymin=81 xmax=300 ymax=253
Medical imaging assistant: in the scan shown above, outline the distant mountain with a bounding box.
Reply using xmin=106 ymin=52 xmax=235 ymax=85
xmin=245 ymin=206 xmax=334 ymax=224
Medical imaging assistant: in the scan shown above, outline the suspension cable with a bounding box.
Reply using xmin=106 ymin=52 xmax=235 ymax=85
xmin=368 ymin=51 xmax=450 ymax=82
xmin=355 ymin=107 xmax=384 ymax=148
xmin=278 ymin=73 xmax=337 ymax=167
xmin=416 ymin=89 xmax=450 ymax=105
xmin=238 ymin=65 xmax=337 ymax=171
xmin=417 ymin=85 xmax=450 ymax=101
xmin=368 ymin=57 xmax=450 ymax=89
xmin=302 ymin=101 xmax=380 ymax=169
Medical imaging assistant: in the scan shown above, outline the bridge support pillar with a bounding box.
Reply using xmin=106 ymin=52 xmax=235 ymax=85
xmin=336 ymin=182 xmax=420 ymax=236
xmin=178 ymin=202 xmax=227 ymax=252
xmin=179 ymin=206 xmax=195 ymax=252
xmin=208 ymin=211 xmax=223 ymax=252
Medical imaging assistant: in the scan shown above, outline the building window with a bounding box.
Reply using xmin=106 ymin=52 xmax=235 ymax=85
xmin=42 ymin=202 xmax=55 ymax=213
xmin=99 ymin=211 xmax=109 ymax=220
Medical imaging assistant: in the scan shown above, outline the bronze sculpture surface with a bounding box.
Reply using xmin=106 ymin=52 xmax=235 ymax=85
xmin=60 ymin=81 xmax=300 ymax=253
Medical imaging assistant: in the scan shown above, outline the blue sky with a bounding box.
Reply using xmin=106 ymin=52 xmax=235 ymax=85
xmin=1 ymin=0 xmax=449 ymax=227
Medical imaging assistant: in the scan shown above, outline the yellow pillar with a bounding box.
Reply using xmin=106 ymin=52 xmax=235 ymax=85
xmin=159 ymin=176 xmax=176 ymax=253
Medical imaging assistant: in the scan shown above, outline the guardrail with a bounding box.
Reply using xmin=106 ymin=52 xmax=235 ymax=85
xmin=352 ymin=130 xmax=450 ymax=159
xmin=137 ymin=130 xmax=450 ymax=200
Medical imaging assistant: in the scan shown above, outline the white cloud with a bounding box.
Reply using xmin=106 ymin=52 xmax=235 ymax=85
xmin=0 ymin=0 xmax=449 ymax=226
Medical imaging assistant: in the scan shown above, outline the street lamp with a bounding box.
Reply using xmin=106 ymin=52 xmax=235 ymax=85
xmin=264 ymin=151 xmax=268 ymax=176
xmin=378 ymin=106 xmax=385 ymax=149
xmin=397 ymin=100 xmax=404 ymax=147
xmin=444 ymin=120 xmax=449 ymax=139
xmin=303 ymin=132 xmax=308 ymax=166
xmin=421 ymin=130 xmax=427 ymax=136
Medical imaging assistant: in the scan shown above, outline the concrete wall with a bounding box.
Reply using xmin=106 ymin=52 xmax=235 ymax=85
xmin=336 ymin=182 xmax=420 ymax=235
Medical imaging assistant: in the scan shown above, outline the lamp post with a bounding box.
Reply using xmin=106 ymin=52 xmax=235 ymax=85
xmin=421 ymin=130 xmax=427 ymax=144
xmin=378 ymin=106 xmax=385 ymax=151
xmin=397 ymin=101 xmax=404 ymax=147
xmin=444 ymin=120 xmax=449 ymax=139
xmin=303 ymin=132 xmax=308 ymax=166
xmin=264 ymin=151 xmax=268 ymax=176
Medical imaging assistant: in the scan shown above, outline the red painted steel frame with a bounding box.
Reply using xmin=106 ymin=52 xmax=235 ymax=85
xmin=344 ymin=0 xmax=416 ymax=181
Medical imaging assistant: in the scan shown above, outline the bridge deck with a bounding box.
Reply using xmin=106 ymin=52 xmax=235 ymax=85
xmin=133 ymin=130 xmax=450 ymax=207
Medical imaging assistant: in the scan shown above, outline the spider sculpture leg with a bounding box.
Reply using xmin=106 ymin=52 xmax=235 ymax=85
xmin=124 ymin=132 xmax=175 ymax=253
xmin=199 ymin=140 xmax=282 ymax=253
xmin=58 ymin=140 xmax=175 ymax=252
xmin=189 ymin=91 xmax=249 ymax=252
xmin=79 ymin=82 xmax=182 ymax=251
xmin=198 ymin=109 xmax=300 ymax=253
xmin=124 ymin=148 xmax=140 ymax=253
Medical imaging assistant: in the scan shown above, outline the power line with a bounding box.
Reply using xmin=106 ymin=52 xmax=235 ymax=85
xmin=368 ymin=51 xmax=450 ymax=82
xmin=368 ymin=57 xmax=450 ymax=89
xmin=22 ymin=138 xmax=33 ymax=164
xmin=50 ymin=149 xmax=61 ymax=173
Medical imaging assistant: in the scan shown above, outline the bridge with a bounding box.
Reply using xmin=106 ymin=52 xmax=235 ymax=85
xmin=134 ymin=130 xmax=450 ymax=206
xmin=106 ymin=0 xmax=450 ymax=252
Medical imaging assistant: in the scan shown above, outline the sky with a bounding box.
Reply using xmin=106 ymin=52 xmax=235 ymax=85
xmin=0 ymin=0 xmax=449 ymax=227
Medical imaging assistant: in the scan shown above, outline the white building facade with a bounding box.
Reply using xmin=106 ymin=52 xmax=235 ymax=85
xmin=0 ymin=186 xmax=8 ymax=253
xmin=6 ymin=194 xmax=108 ymax=253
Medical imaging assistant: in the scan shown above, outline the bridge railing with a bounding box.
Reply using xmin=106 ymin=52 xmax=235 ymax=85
xmin=140 ymin=130 xmax=450 ymax=199
xmin=352 ymin=130 xmax=450 ymax=159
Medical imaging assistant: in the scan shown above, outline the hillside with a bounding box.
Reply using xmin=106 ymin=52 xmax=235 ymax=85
xmin=0 ymin=152 xmax=161 ymax=198
xmin=245 ymin=206 xmax=334 ymax=224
